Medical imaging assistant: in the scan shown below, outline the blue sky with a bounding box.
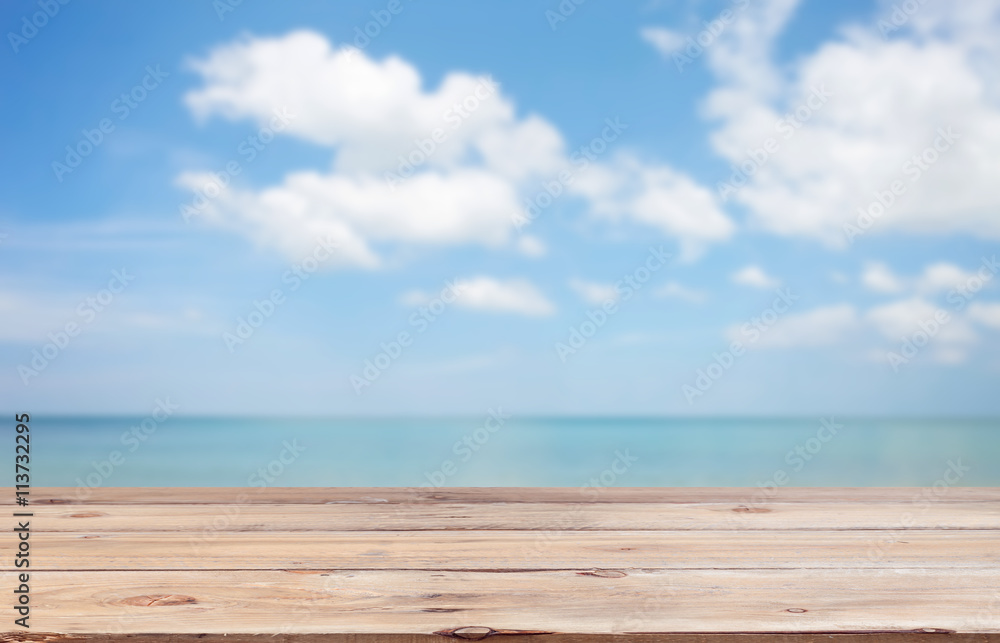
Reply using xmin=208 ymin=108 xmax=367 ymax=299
xmin=1 ymin=0 xmax=999 ymax=416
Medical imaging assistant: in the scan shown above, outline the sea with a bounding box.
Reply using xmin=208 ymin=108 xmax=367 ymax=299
xmin=24 ymin=416 xmax=1000 ymax=488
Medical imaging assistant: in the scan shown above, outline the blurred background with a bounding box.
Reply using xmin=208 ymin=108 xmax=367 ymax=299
xmin=1 ymin=0 xmax=998 ymax=485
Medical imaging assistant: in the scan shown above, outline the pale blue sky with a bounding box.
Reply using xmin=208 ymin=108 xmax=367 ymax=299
xmin=1 ymin=0 xmax=999 ymax=415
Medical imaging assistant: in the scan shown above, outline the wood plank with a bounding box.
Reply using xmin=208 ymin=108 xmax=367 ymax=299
xmin=20 ymin=501 xmax=1000 ymax=532
xmin=16 ymin=486 xmax=1000 ymax=505
xmin=0 ymin=634 xmax=986 ymax=643
xmin=5 ymin=569 xmax=998 ymax=635
xmin=11 ymin=529 xmax=999 ymax=571
xmin=2 ymin=636 xmax=989 ymax=643
xmin=5 ymin=488 xmax=997 ymax=640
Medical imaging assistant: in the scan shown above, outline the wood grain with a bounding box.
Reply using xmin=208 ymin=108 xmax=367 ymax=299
xmin=15 ymin=486 xmax=1000 ymax=505
xmin=20 ymin=501 xmax=1000 ymax=531
xmin=4 ymin=569 xmax=999 ymax=634
xmin=9 ymin=530 xmax=999 ymax=571
xmin=1 ymin=487 xmax=997 ymax=641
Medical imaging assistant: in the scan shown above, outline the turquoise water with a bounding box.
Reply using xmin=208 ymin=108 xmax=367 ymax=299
xmin=25 ymin=416 xmax=1000 ymax=488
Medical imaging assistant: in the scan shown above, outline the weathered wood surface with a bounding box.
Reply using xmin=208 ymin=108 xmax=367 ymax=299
xmin=12 ymin=530 xmax=1000 ymax=570
xmin=2 ymin=487 xmax=998 ymax=642
xmin=16 ymin=501 xmax=1000 ymax=531
xmin=15 ymin=487 xmax=1000 ymax=504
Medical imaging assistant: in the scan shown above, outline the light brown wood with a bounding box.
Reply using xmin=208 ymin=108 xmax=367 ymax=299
xmin=12 ymin=530 xmax=1000 ymax=571
xmin=21 ymin=501 xmax=1000 ymax=531
xmin=1 ymin=487 xmax=997 ymax=641
xmin=17 ymin=486 xmax=1000 ymax=504
xmin=5 ymin=569 xmax=999 ymax=634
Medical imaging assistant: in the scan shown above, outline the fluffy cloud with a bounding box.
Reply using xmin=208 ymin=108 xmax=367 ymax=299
xmin=915 ymin=262 xmax=982 ymax=294
xmin=178 ymin=167 xmax=516 ymax=268
xmin=655 ymin=281 xmax=708 ymax=303
xmin=186 ymin=31 xmax=564 ymax=177
xmin=516 ymin=235 xmax=547 ymax=257
xmin=861 ymin=262 xmax=905 ymax=294
xmin=696 ymin=0 xmax=1000 ymax=244
xmin=569 ymin=154 xmax=734 ymax=260
xmin=182 ymin=31 xmax=566 ymax=266
xmin=569 ymin=279 xmax=618 ymax=306
xmin=640 ymin=27 xmax=686 ymax=56
xmin=728 ymin=304 xmax=859 ymax=349
xmin=731 ymin=264 xmax=780 ymax=289
xmin=854 ymin=258 xmax=1000 ymax=364
xmin=866 ymin=296 xmax=978 ymax=363
xmin=861 ymin=261 xmax=986 ymax=295
xmin=453 ymin=277 xmax=555 ymax=317
xmin=183 ymin=30 xmax=735 ymax=268
xmin=401 ymin=276 xmax=554 ymax=317
xmin=725 ymin=257 xmax=997 ymax=360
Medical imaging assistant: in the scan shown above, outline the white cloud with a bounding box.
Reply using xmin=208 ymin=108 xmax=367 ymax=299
xmin=570 ymin=154 xmax=735 ymax=260
xmin=703 ymin=0 xmax=1000 ymax=244
xmin=860 ymin=261 xmax=982 ymax=296
xmin=569 ymin=279 xmax=618 ymax=306
xmin=729 ymin=304 xmax=859 ymax=349
xmin=731 ymin=264 xmax=780 ymax=289
xmin=865 ymin=296 xmax=977 ymax=363
xmin=456 ymin=277 xmax=556 ymax=317
xmin=182 ymin=31 xmax=567 ymax=267
xmin=655 ymin=281 xmax=708 ymax=303
xmin=969 ymin=302 xmax=1000 ymax=329
xmin=179 ymin=168 xmax=518 ymax=268
xmin=861 ymin=262 xmax=905 ymax=293
xmin=400 ymin=276 xmax=554 ymax=316
xmin=183 ymin=30 xmax=735 ymax=267
xmin=857 ymin=257 xmax=1000 ymax=362
xmin=915 ymin=262 xmax=978 ymax=294
xmin=516 ymin=235 xmax=547 ymax=257
xmin=185 ymin=31 xmax=564 ymax=177
xmin=640 ymin=26 xmax=686 ymax=56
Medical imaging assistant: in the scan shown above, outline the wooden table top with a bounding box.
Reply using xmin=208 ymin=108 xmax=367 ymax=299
xmin=2 ymin=487 xmax=999 ymax=641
